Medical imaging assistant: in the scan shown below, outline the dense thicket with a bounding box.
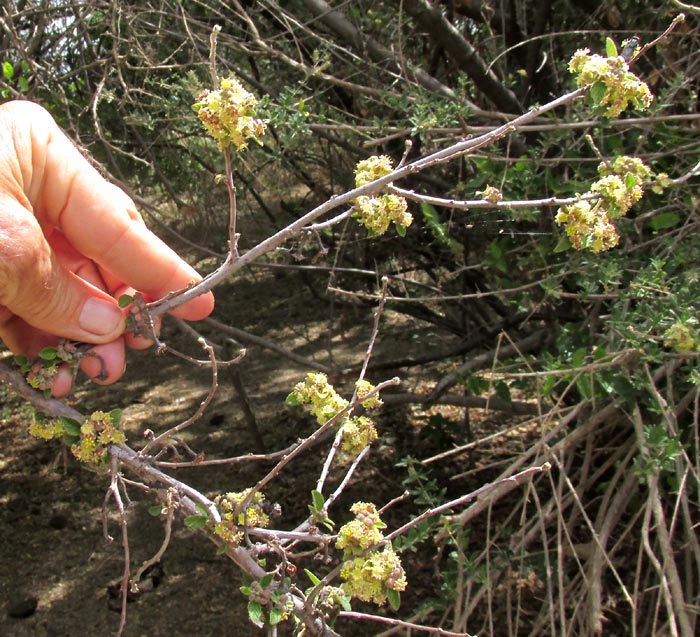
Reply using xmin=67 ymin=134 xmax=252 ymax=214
xmin=1 ymin=1 xmax=700 ymax=635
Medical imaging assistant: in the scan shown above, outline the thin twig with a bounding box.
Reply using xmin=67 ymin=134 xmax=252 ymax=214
xmin=131 ymin=488 xmax=177 ymax=587
xmin=339 ymin=610 xmax=472 ymax=636
xmin=140 ymin=338 xmax=218 ymax=454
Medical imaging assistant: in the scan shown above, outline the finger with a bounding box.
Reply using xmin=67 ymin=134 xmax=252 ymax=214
xmin=4 ymin=101 xmax=214 ymax=321
xmin=79 ymin=340 xmax=127 ymax=386
xmin=0 ymin=197 xmax=125 ymax=344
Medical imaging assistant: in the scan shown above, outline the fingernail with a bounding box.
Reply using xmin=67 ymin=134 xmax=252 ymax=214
xmin=79 ymin=298 xmax=124 ymax=336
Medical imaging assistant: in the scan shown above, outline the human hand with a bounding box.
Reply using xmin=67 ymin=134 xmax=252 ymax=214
xmin=0 ymin=101 xmax=215 ymax=396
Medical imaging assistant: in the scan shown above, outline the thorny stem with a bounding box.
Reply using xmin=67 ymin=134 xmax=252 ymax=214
xmin=389 ymin=185 xmax=600 ymax=212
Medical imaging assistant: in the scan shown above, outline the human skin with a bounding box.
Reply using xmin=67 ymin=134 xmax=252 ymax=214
xmin=0 ymin=100 xmax=215 ymax=396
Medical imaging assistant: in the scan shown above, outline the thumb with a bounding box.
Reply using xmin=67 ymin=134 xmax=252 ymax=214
xmin=0 ymin=199 xmax=125 ymax=345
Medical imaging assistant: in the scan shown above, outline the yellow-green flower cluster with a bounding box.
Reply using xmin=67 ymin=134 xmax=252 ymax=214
xmin=341 ymin=416 xmax=378 ymax=458
xmin=193 ymin=76 xmax=265 ymax=151
xmin=336 ymin=502 xmax=406 ymax=605
xmin=316 ymin=586 xmax=351 ymax=615
xmin=477 ymin=185 xmax=504 ymax=203
xmin=287 ymin=375 xmax=383 ymax=457
xmin=20 ymin=341 xmax=79 ymax=393
xmin=596 ymin=155 xmax=651 ymax=217
xmin=556 ymin=155 xmax=653 ymax=252
xmin=354 ymin=156 xmax=412 ymax=236
xmin=650 ymin=172 xmax=671 ymax=194
xmin=213 ymin=489 xmax=270 ymax=545
xmin=288 ymin=372 xmax=349 ymax=425
xmin=568 ymin=48 xmax=653 ymax=118
xmin=339 ymin=550 xmax=406 ymax=605
xmin=26 ymin=364 xmax=58 ymax=392
xmin=71 ymin=411 xmax=126 ymax=465
xmin=336 ymin=502 xmax=385 ymax=554
xmin=664 ymin=323 xmax=698 ymax=353
xmin=354 ymin=379 xmax=383 ymax=410
xmin=355 ymin=155 xmax=394 ymax=186
xmin=28 ymin=419 xmax=64 ymax=441
xmin=555 ymin=200 xmax=618 ymax=252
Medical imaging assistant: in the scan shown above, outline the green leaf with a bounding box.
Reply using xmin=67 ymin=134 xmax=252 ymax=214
xmin=495 ymin=381 xmax=512 ymax=403
xmin=247 ymin=601 xmax=265 ymax=627
xmin=605 ymin=37 xmax=618 ymax=58
xmin=311 ymin=489 xmax=325 ymax=512
xmin=59 ymin=416 xmax=82 ymax=437
xmin=240 ymin=586 xmax=253 ymax=596
xmin=576 ymin=376 xmax=593 ymax=401
xmin=484 ymin=240 xmax=508 ymax=273
xmin=13 ymin=354 xmax=30 ymax=372
xmin=148 ymin=505 xmax=163 ymax=517
xmin=649 ymin=212 xmax=680 ymax=231
xmin=38 ymin=347 xmax=58 ymax=361
xmin=18 ymin=76 xmax=29 ymax=93
xmin=215 ymin=543 xmax=228 ymax=555
xmin=304 ymin=569 xmax=322 ymax=586
xmin=590 ymin=81 xmax=607 ymax=105
xmin=259 ymin=573 xmax=274 ymax=589
xmin=3 ymin=61 xmax=13 ymax=81
xmin=571 ymin=347 xmax=587 ymax=368
xmin=108 ymin=409 xmax=122 ymax=428
xmin=184 ymin=514 xmax=208 ymax=529
xmin=269 ymin=608 xmax=284 ymax=625
xmin=553 ymin=234 xmax=571 ymax=253
xmin=285 ymin=391 xmax=302 ymax=406
xmin=395 ymin=223 xmax=407 ymax=237
xmin=117 ymin=294 xmax=135 ymax=308
xmin=62 ymin=432 xmax=80 ymax=447
xmin=420 ymin=202 xmax=449 ymax=244
xmin=387 ymin=589 xmax=401 ymax=611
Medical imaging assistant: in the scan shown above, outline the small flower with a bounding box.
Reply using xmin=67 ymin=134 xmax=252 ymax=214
xmin=555 ymin=155 xmax=654 ymax=252
xmin=355 ymin=155 xmax=394 ymax=187
xmin=341 ymin=416 xmax=378 ymax=458
xmin=217 ymin=489 xmax=270 ymax=527
xmin=556 ymin=200 xmax=619 ymax=253
xmin=70 ymin=411 xmax=126 ymax=465
xmin=336 ymin=502 xmax=386 ymax=556
xmin=339 ymin=548 xmax=406 ymax=605
xmin=287 ymin=372 xmax=349 ymax=425
xmin=26 ymin=363 xmax=58 ymax=391
xmin=476 ymin=185 xmax=503 ymax=203
xmin=664 ymin=323 xmax=697 ymax=353
xmin=193 ymin=76 xmax=266 ymax=151
xmin=354 ymin=380 xmax=383 ymax=410
xmin=28 ymin=419 xmax=64 ymax=441
xmin=650 ymin=172 xmax=671 ymax=195
xmin=355 ymin=194 xmax=412 ymax=236
xmin=353 ymin=157 xmax=411 ymax=236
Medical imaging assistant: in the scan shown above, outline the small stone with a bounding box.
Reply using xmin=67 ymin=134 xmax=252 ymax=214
xmin=7 ymin=596 xmax=38 ymax=619
xmin=49 ymin=513 xmax=69 ymax=530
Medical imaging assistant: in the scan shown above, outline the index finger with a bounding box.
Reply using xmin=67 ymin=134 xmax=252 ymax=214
xmin=13 ymin=101 xmax=214 ymax=321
